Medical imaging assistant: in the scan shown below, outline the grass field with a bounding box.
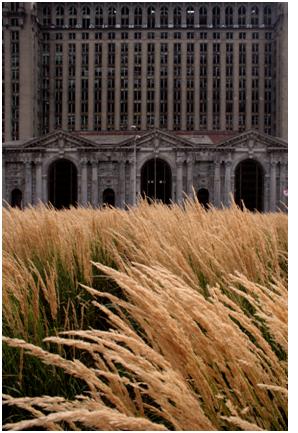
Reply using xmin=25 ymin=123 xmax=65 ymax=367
xmin=3 ymin=199 xmax=288 ymax=430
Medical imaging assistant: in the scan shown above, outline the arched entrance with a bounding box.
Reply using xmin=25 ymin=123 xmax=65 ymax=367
xmin=197 ymin=188 xmax=209 ymax=209
xmin=48 ymin=159 xmax=78 ymax=209
xmin=235 ymin=159 xmax=264 ymax=211
xmin=11 ymin=188 xmax=22 ymax=208
xmin=141 ymin=158 xmax=172 ymax=204
xmin=103 ymin=188 xmax=115 ymax=207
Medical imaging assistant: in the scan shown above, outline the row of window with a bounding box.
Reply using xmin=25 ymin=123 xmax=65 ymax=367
xmin=42 ymin=5 xmax=274 ymax=28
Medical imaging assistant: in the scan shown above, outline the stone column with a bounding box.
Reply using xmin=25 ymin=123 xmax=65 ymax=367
xmin=176 ymin=160 xmax=183 ymax=204
xmin=181 ymin=40 xmax=187 ymax=131
xmin=167 ymin=40 xmax=174 ymax=130
xmin=88 ymin=40 xmax=95 ymax=130
xmin=220 ymin=42 xmax=226 ymax=131
xmin=24 ymin=161 xmax=32 ymax=206
xmin=214 ymin=161 xmax=221 ymax=207
xmin=42 ymin=173 xmax=48 ymax=203
xmin=264 ymin=173 xmax=270 ymax=212
xmin=2 ymin=158 xmax=6 ymax=202
xmin=130 ymin=159 xmax=135 ymax=205
xmin=141 ymin=41 xmax=148 ymax=130
xmin=194 ymin=40 xmax=200 ymax=130
xmin=279 ymin=161 xmax=287 ymax=208
xmin=49 ymin=40 xmax=56 ymax=132
xmin=119 ymin=159 xmax=126 ymax=208
xmin=35 ymin=158 xmax=43 ymax=204
xmin=224 ymin=160 xmax=232 ymax=206
xmin=91 ymin=160 xmax=98 ymax=206
xmin=154 ymin=41 xmax=160 ymax=129
xmin=270 ymin=161 xmax=277 ymax=212
xmin=80 ymin=158 xmax=88 ymax=206
xmin=186 ymin=156 xmax=194 ymax=198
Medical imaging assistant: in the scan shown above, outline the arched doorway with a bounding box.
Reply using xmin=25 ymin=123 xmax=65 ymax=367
xmin=197 ymin=188 xmax=209 ymax=209
xmin=11 ymin=188 xmax=22 ymax=208
xmin=141 ymin=158 xmax=172 ymax=204
xmin=103 ymin=188 xmax=115 ymax=207
xmin=48 ymin=159 xmax=77 ymax=209
xmin=235 ymin=159 xmax=264 ymax=211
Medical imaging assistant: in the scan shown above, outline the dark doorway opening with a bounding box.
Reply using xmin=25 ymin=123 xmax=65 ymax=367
xmin=48 ymin=159 xmax=77 ymax=209
xmin=11 ymin=188 xmax=22 ymax=208
xmin=235 ymin=159 xmax=264 ymax=211
xmin=103 ymin=188 xmax=115 ymax=207
xmin=141 ymin=158 xmax=172 ymax=204
xmin=197 ymin=188 xmax=209 ymax=209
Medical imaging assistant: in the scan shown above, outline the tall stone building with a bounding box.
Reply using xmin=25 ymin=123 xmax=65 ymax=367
xmin=2 ymin=2 xmax=288 ymax=211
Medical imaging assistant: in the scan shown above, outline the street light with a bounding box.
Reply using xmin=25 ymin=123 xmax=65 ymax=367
xmin=130 ymin=125 xmax=140 ymax=206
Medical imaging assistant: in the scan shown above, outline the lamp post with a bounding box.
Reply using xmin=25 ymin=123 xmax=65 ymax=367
xmin=130 ymin=125 xmax=140 ymax=206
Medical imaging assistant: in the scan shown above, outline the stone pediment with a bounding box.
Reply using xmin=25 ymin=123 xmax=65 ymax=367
xmin=117 ymin=129 xmax=194 ymax=150
xmin=23 ymin=130 xmax=98 ymax=150
xmin=217 ymin=129 xmax=288 ymax=151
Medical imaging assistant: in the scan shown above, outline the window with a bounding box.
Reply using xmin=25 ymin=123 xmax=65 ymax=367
xmin=251 ymin=6 xmax=259 ymax=26
xmin=199 ymin=6 xmax=207 ymax=26
xmin=147 ymin=7 xmax=155 ymax=28
xmin=134 ymin=7 xmax=142 ymax=27
xmin=160 ymin=7 xmax=168 ymax=27
xmin=121 ymin=6 xmax=129 ymax=27
xmin=68 ymin=6 xmax=77 ymax=27
xmin=212 ymin=6 xmax=220 ymax=26
xmin=56 ymin=5 xmax=64 ymax=26
xmin=264 ymin=6 xmax=272 ymax=26
xmin=108 ymin=7 xmax=117 ymax=27
xmin=225 ymin=6 xmax=233 ymax=26
xmin=82 ymin=6 xmax=90 ymax=29
xmin=238 ymin=6 xmax=246 ymax=26
xmin=186 ymin=6 xmax=194 ymax=27
xmin=95 ymin=7 xmax=103 ymax=27
xmin=174 ymin=7 xmax=182 ymax=27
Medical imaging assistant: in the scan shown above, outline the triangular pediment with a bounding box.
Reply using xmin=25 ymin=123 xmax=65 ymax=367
xmin=217 ymin=129 xmax=288 ymax=150
xmin=118 ymin=129 xmax=194 ymax=149
xmin=23 ymin=130 xmax=98 ymax=150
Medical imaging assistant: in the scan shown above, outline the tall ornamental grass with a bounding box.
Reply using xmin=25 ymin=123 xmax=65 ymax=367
xmin=3 ymin=200 xmax=288 ymax=430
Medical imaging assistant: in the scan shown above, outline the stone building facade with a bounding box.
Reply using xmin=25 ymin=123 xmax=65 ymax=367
xmin=2 ymin=2 xmax=288 ymax=211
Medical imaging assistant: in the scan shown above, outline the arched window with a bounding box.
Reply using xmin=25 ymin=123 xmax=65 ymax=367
xmin=103 ymin=188 xmax=115 ymax=207
xmin=11 ymin=188 xmax=22 ymax=208
xmin=42 ymin=6 xmax=51 ymax=25
xmin=95 ymin=6 xmax=103 ymax=27
xmin=186 ymin=6 xmax=194 ymax=27
xmin=82 ymin=6 xmax=90 ymax=29
xmin=134 ymin=7 xmax=142 ymax=27
xmin=212 ymin=6 xmax=220 ymax=26
xmin=121 ymin=6 xmax=129 ymax=27
xmin=160 ymin=7 xmax=168 ymax=27
xmin=235 ymin=159 xmax=264 ymax=211
xmin=108 ymin=7 xmax=117 ymax=27
xmin=238 ymin=6 xmax=246 ymax=26
xmin=56 ymin=5 xmax=64 ymax=26
xmin=251 ymin=6 xmax=259 ymax=26
xmin=197 ymin=188 xmax=209 ymax=209
xmin=199 ymin=6 xmax=207 ymax=26
xmin=173 ymin=7 xmax=182 ymax=27
xmin=225 ymin=6 xmax=233 ymax=26
xmin=69 ymin=6 xmax=77 ymax=27
xmin=264 ymin=5 xmax=272 ymax=26
xmin=147 ymin=6 xmax=155 ymax=28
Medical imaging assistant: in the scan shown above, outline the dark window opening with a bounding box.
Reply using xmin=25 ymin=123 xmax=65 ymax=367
xmin=141 ymin=158 xmax=172 ymax=204
xmin=197 ymin=188 xmax=209 ymax=209
xmin=235 ymin=159 xmax=264 ymax=211
xmin=11 ymin=188 xmax=22 ymax=208
xmin=48 ymin=159 xmax=77 ymax=209
xmin=103 ymin=188 xmax=115 ymax=207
